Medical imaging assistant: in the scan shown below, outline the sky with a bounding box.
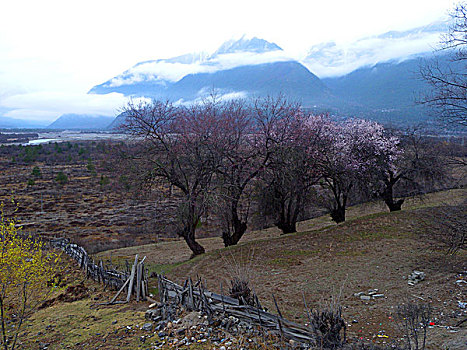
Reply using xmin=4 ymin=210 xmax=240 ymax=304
xmin=0 ymin=0 xmax=456 ymax=124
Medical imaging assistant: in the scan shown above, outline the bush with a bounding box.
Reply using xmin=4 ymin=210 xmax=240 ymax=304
xmin=55 ymin=171 xmax=68 ymax=185
xmin=307 ymin=298 xmax=347 ymax=349
xmin=31 ymin=166 xmax=41 ymax=178
xmin=395 ymin=302 xmax=431 ymax=350
xmin=0 ymin=204 xmax=62 ymax=350
xmin=99 ymin=175 xmax=110 ymax=187
xmin=86 ymin=159 xmax=97 ymax=176
xmin=225 ymin=251 xmax=256 ymax=306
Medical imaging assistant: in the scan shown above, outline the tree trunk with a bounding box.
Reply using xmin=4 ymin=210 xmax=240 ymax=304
xmin=274 ymin=195 xmax=301 ymax=234
xmin=179 ymin=216 xmax=205 ymax=258
xmin=222 ymin=195 xmax=249 ymax=247
xmin=184 ymin=234 xmax=205 ymax=258
xmin=330 ymin=205 xmax=346 ymax=223
xmin=222 ymin=210 xmax=247 ymax=247
xmin=277 ymin=220 xmax=297 ymax=234
xmin=330 ymin=185 xmax=347 ymax=224
xmin=382 ymin=182 xmax=404 ymax=212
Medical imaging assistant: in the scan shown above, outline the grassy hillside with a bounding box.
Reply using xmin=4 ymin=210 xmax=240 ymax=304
xmin=16 ymin=189 xmax=467 ymax=349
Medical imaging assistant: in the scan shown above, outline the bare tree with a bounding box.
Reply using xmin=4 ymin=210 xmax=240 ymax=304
xmin=420 ymin=2 xmax=467 ymax=127
xmin=211 ymin=99 xmax=269 ymax=247
xmin=214 ymin=96 xmax=308 ymax=242
xmin=259 ymin=113 xmax=325 ymax=234
xmin=121 ymin=99 xmax=222 ymax=257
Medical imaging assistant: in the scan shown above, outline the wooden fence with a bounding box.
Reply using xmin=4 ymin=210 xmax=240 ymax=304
xmin=50 ymin=237 xmax=148 ymax=302
xmin=157 ymin=275 xmax=317 ymax=344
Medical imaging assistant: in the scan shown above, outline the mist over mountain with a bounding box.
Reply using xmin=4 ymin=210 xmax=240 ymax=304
xmin=86 ymin=25 xmax=452 ymax=130
xmin=163 ymin=61 xmax=330 ymax=104
xmin=0 ymin=116 xmax=47 ymax=129
xmin=303 ymin=22 xmax=447 ymax=77
xmin=89 ymin=37 xmax=294 ymax=99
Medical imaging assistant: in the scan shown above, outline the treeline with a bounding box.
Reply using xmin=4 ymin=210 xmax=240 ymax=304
xmin=115 ymin=96 xmax=454 ymax=257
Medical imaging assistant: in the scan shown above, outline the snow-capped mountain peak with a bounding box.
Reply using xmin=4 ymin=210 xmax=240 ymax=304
xmin=212 ymin=36 xmax=282 ymax=57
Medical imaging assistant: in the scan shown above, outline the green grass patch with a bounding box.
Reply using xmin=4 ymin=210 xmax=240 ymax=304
xmin=281 ymin=249 xmax=319 ymax=256
xmin=22 ymin=299 xmax=146 ymax=349
xmin=336 ymin=249 xmax=368 ymax=257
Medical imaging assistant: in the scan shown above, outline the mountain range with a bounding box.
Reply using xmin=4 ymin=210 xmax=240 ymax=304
xmin=1 ymin=24 xmax=452 ymax=130
xmin=47 ymin=114 xmax=115 ymax=130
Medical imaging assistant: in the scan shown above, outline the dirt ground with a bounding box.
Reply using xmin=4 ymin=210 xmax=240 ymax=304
xmin=92 ymin=189 xmax=467 ymax=349
xmin=153 ymin=207 xmax=465 ymax=349
xmin=1 ymin=142 xmax=466 ymax=349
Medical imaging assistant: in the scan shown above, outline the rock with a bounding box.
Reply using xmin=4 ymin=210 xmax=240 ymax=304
xmin=180 ymin=311 xmax=204 ymax=328
xmin=145 ymin=308 xmax=161 ymax=320
xmin=158 ymin=331 xmax=168 ymax=338
xmin=39 ymin=342 xmax=50 ymax=350
xmin=142 ymin=322 xmax=153 ymax=331
xmin=148 ymin=302 xmax=159 ymax=308
xmin=372 ymin=294 xmax=385 ymax=299
xmin=408 ymin=270 xmax=426 ymax=285
xmin=111 ymin=320 xmax=117 ymax=325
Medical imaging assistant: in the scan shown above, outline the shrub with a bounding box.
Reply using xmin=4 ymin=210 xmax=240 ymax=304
xmin=55 ymin=171 xmax=68 ymax=185
xmin=225 ymin=251 xmax=256 ymax=306
xmin=31 ymin=166 xmax=41 ymax=178
xmin=87 ymin=159 xmax=97 ymax=177
xmin=307 ymin=298 xmax=347 ymax=349
xmin=99 ymin=175 xmax=110 ymax=187
xmin=395 ymin=302 xmax=431 ymax=350
xmin=0 ymin=204 xmax=62 ymax=350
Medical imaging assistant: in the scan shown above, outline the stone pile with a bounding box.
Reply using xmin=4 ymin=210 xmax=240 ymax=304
xmin=144 ymin=303 xmax=307 ymax=349
xmin=354 ymin=289 xmax=385 ymax=301
xmin=407 ymin=271 xmax=425 ymax=286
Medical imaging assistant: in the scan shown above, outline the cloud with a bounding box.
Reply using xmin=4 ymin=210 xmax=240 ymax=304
xmin=303 ymin=25 xmax=444 ymax=77
xmin=174 ymin=89 xmax=249 ymax=106
xmin=105 ymin=50 xmax=293 ymax=87
xmin=0 ymin=91 xmax=129 ymax=121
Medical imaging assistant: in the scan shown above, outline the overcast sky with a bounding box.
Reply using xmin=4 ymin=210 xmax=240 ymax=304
xmin=0 ymin=0 xmax=456 ymax=123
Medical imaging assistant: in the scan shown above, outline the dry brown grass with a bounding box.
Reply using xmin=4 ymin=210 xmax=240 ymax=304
xmin=95 ymin=188 xmax=467 ymax=349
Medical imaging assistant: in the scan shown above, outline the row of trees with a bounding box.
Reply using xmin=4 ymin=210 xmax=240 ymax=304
xmin=118 ymin=96 xmax=445 ymax=257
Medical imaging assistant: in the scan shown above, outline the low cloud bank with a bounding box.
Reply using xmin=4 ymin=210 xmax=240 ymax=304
xmin=303 ymin=24 xmax=444 ymax=77
xmin=105 ymin=50 xmax=292 ymax=87
xmin=0 ymin=91 xmax=129 ymax=122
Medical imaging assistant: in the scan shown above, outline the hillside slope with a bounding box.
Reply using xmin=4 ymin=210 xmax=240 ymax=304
xmin=15 ymin=189 xmax=467 ymax=349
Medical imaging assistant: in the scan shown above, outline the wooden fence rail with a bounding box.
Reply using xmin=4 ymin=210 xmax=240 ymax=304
xmin=50 ymin=237 xmax=148 ymax=302
xmin=157 ymin=275 xmax=317 ymax=344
